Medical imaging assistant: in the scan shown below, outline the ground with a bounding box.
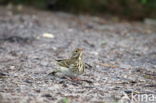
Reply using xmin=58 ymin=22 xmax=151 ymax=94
xmin=0 ymin=6 xmax=156 ymax=103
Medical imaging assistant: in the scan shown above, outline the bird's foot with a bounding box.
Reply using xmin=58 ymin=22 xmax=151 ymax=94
xmin=62 ymin=76 xmax=81 ymax=81
xmin=70 ymin=77 xmax=81 ymax=81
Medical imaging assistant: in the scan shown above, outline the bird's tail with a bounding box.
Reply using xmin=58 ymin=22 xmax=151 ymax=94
xmin=48 ymin=70 xmax=61 ymax=76
xmin=56 ymin=59 xmax=63 ymax=62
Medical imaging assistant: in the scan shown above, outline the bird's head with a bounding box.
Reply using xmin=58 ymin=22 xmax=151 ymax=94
xmin=71 ymin=48 xmax=84 ymax=59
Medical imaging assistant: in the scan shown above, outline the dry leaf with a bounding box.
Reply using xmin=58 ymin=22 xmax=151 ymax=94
xmin=42 ymin=33 xmax=55 ymax=38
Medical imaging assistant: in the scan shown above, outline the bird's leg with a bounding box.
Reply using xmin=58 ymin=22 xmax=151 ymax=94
xmin=60 ymin=76 xmax=70 ymax=80
xmin=70 ymin=77 xmax=81 ymax=81
xmin=60 ymin=75 xmax=81 ymax=81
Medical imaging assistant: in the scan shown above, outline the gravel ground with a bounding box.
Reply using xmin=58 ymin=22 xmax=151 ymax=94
xmin=0 ymin=6 xmax=156 ymax=103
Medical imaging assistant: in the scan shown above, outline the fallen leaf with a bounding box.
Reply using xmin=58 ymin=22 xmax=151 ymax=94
xmin=42 ymin=33 xmax=55 ymax=38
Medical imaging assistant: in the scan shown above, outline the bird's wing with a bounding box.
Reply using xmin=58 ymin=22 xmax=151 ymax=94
xmin=56 ymin=59 xmax=71 ymax=68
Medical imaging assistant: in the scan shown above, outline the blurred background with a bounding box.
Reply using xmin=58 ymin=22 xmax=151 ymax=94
xmin=0 ymin=0 xmax=156 ymax=20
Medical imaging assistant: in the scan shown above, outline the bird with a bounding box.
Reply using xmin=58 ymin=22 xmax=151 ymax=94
xmin=52 ymin=48 xmax=87 ymax=79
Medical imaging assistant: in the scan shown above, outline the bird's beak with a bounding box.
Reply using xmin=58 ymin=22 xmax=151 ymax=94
xmin=79 ymin=48 xmax=84 ymax=51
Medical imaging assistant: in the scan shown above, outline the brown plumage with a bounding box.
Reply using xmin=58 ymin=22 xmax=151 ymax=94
xmin=54 ymin=48 xmax=85 ymax=77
